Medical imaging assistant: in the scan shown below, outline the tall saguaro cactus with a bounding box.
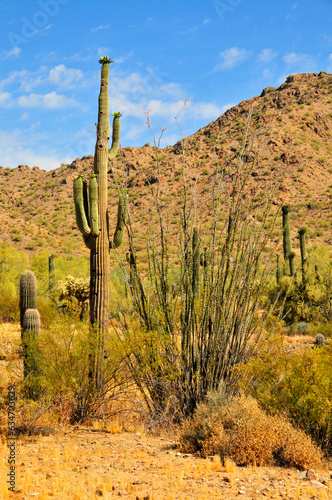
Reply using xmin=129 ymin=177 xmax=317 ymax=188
xmin=73 ymin=56 xmax=127 ymax=388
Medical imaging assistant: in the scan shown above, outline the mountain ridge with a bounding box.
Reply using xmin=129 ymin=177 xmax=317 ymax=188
xmin=0 ymin=71 xmax=331 ymax=258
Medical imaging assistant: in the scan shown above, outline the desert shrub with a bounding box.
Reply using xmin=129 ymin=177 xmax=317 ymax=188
xmin=0 ymin=293 xmax=19 ymax=322
xmin=271 ymin=245 xmax=332 ymax=324
xmin=58 ymin=275 xmax=89 ymax=320
xmin=179 ymin=394 xmax=322 ymax=469
xmin=21 ymin=318 xmax=131 ymax=424
xmin=293 ymin=321 xmax=309 ymax=335
xmin=234 ymin=334 xmax=332 ymax=452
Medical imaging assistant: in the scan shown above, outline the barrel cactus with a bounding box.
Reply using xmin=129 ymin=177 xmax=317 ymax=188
xmin=73 ymin=56 xmax=127 ymax=388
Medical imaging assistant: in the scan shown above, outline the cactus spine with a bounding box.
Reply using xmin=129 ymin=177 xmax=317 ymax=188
xmin=73 ymin=56 xmax=127 ymax=388
xmin=282 ymin=205 xmax=292 ymax=275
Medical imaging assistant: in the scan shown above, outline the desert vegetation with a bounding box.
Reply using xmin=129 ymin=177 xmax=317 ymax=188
xmin=0 ymin=66 xmax=332 ymax=499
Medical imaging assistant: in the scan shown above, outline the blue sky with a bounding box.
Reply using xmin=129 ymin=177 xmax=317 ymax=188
xmin=0 ymin=0 xmax=331 ymax=170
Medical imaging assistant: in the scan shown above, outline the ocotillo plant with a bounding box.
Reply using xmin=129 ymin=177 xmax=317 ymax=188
xmin=298 ymin=228 xmax=307 ymax=285
xmin=73 ymin=56 xmax=127 ymax=388
xmin=20 ymin=270 xmax=37 ymax=328
xmin=192 ymin=227 xmax=201 ymax=299
xmin=282 ymin=205 xmax=292 ymax=275
xmin=276 ymin=254 xmax=281 ymax=284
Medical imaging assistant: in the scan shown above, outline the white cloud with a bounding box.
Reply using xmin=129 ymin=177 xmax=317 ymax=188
xmin=327 ymin=54 xmax=332 ymax=72
xmin=0 ymin=46 xmax=21 ymax=60
xmin=282 ymin=52 xmax=317 ymax=70
xmin=277 ymin=74 xmax=288 ymax=86
xmin=257 ymin=49 xmax=278 ymax=64
xmin=0 ymin=65 xmax=85 ymax=93
xmin=49 ymin=64 xmax=83 ymax=88
xmin=0 ymin=129 xmax=64 ymax=170
xmin=17 ymin=92 xmax=78 ymax=109
xmin=178 ymin=26 xmax=198 ymax=36
xmin=213 ymin=47 xmax=252 ymax=71
xmin=97 ymin=47 xmax=111 ymax=58
xmin=0 ymin=91 xmax=14 ymax=107
xmin=91 ymin=25 xmax=110 ymax=33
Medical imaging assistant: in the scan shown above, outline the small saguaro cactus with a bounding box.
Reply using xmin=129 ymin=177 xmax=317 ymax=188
xmin=298 ymin=228 xmax=307 ymax=285
xmin=73 ymin=56 xmax=127 ymax=388
xmin=49 ymin=254 xmax=55 ymax=291
xmin=282 ymin=205 xmax=292 ymax=275
xmin=20 ymin=270 xmax=37 ymax=328
xmin=289 ymin=251 xmax=296 ymax=277
xmin=22 ymin=308 xmax=40 ymax=377
xmin=20 ymin=271 xmax=40 ymax=391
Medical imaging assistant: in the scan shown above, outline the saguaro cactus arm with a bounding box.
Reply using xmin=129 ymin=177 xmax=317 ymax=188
xmin=89 ymin=175 xmax=99 ymax=236
xmin=109 ymin=113 xmax=121 ymax=161
xmin=111 ymin=189 xmax=128 ymax=249
xmin=74 ymin=176 xmax=91 ymax=236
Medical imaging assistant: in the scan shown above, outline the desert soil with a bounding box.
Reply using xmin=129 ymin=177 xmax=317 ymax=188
xmin=0 ymin=427 xmax=332 ymax=500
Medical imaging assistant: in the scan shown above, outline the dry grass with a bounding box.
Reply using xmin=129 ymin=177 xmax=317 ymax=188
xmin=0 ymin=428 xmax=331 ymax=500
xmin=0 ymin=323 xmax=331 ymax=498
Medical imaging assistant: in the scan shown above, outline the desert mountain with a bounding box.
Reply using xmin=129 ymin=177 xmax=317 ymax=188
xmin=0 ymin=72 xmax=331 ymax=258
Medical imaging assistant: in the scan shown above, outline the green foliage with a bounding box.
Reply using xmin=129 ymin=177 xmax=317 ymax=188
xmin=0 ymin=243 xmax=29 ymax=298
xmin=31 ymin=318 xmax=128 ymax=423
xmin=59 ymin=275 xmax=89 ymax=320
xmin=235 ymin=333 xmax=332 ymax=452
xmin=271 ymin=244 xmax=332 ymax=324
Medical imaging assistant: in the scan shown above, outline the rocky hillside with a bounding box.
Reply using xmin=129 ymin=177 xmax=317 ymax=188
xmin=0 ymin=71 xmax=331 ymax=259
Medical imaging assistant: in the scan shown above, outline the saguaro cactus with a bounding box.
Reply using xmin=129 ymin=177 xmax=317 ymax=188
xmin=20 ymin=270 xmax=37 ymax=328
xmin=282 ymin=205 xmax=292 ymax=275
xmin=22 ymin=308 xmax=40 ymax=378
xmin=20 ymin=271 xmax=40 ymax=396
xmin=298 ymin=228 xmax=307 ymax=285
xmin=73 ymin=56 xmax=127 ymax=387
xmin=49 ymin=254 xmax=55 ymax=292
xmin=289 ymin=251 xmax=295 ymax=277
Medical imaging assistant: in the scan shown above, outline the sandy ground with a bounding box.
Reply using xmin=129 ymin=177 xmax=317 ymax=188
xmin=0 ymin=428 xmax=331 ymax=500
